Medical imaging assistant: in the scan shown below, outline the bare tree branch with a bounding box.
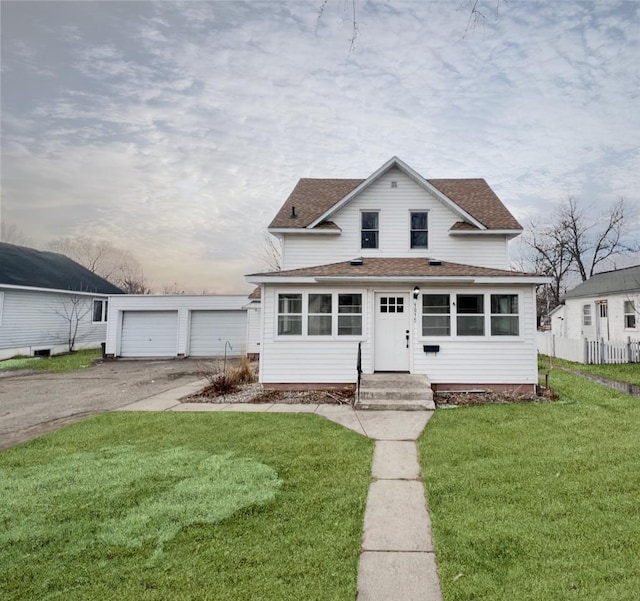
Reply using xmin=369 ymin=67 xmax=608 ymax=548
xmin=262 ymin=233 xmax=282 ymax=272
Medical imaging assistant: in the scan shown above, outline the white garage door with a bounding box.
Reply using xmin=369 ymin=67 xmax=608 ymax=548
xmin=189 ymin=311 xmax=247 ymax=357
xmin=120 ymin=311 xmax=178 ymax=357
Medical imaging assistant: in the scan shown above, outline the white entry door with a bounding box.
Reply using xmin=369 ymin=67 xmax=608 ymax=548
xmin=596 ymin=301 xmax=609 ymax=340
xmin=374 ymin=293 xmax=410 ymax=371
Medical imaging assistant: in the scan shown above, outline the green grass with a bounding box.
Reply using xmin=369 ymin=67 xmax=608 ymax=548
xmin=0 ymin=348 xmax=101 ymax=373
xmin=0 ymin=412 xmax=373 ymax=600
xmin=420 ymin=371 xmax=640 ymax=600
xmin=539 ymin=354 xmax=640 ymax=385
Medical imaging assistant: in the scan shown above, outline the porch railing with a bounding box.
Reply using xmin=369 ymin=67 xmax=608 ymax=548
xmin=356 ymin=342 xmax=362 ymax=404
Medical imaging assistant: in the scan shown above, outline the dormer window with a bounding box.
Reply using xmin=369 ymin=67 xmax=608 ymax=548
xmin=361 ymin=211 xmax=379 ymax=249
xmin=410 ymin=212 xmax=428 ymax=249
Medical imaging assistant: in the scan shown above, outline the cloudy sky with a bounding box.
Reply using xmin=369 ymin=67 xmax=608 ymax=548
xmin=2 ymin=0 xmax=638 ymax=292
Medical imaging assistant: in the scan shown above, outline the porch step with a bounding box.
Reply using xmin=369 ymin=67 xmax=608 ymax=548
xmin=356 ymin=373 xmax=434 ymax=411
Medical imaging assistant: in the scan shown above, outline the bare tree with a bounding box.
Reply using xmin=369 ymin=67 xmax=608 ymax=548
xmin=0 ymin=223 xmax=32 ymax=246
xmin=559 ymin=197 xmax=636 ymax=281
xmin=47 ymin=236 xmax=146 ymax=292
xmin=524 ymin=196 xmax=639 ymax=318
xmin=262 ymin=233 xmax=282 ymax=272
xmin=53 ymin=295 xmax=93 ymax=352
xmin=160 ymin=282 xmax=185 ymax=295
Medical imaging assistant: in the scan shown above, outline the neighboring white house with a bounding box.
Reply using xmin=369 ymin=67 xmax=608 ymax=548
xmin=0 ymin=242 xmax=124 ymax=360
xmin=555 ymin=265 xmax=640 ymax=341
xmin=247 ymin=156 xmax=549 ymax=393
xmin=104 ymin=294 xmax=258 ymax=358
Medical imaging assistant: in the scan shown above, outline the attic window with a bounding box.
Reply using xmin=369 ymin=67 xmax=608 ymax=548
xmin=391 ymin=181 xmax=398 ymax=188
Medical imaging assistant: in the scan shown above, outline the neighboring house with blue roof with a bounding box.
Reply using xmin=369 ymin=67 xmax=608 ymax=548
xmin=556 ymin=265 xmax=640 ymax=341
xmin=0 ymin=242 xmax=124 ymax=360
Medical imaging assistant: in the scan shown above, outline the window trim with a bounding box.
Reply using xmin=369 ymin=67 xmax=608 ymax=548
xmin=409 ymin=210 xmax=429 ymax=250
xmin=582 ymin=304 xmax=592 ymax=326
xmin=361 ymin=210 xmax=380 ymax=250
xmin=277 ymin=293 xmax=303 ymax=336
xmin=624 ymin=300 xmax=637 ymax=329
xmin=92 ymin=299 xmax=108 ymax=324
xmin=421 ymin=293 xmax=451 ymax=337
xmin=490 ymin=293 xmax=520 ymax=337
xmin=419 ymin=290 xmax=523 ymax=340
xmin=275 ymin=290 xmax=364 ymax=339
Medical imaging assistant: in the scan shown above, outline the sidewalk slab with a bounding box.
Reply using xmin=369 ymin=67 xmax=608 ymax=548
xmin=372 ymin=441 xmax=421 ymax=480
xmin=266 ymin=403 xmax=319 ymax=413
xmin=357 ymin=551 xmax=443 ymax=601
xmin=362 ymin=480 xmax=433 ymax=552
xmin=218 ymin=403 xmax=274 ymax=412
xmin=315 ymin=405 xmax=366 ymax=436
xmin=170 ymin=403 xmax=226 ymax=412
xmin=356 ymin=411 xmax=433 ymax=441
xmin=116 ymin=397 xmax=180 ymax=412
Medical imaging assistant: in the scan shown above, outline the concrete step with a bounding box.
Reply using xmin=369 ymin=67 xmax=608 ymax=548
xmin=357 ymin=373 xmax=434 ymax=411
xmin=355 ymin=398 xmax=435 ymax=411
xmin=359 ymin=388 xmax=433 ymax=401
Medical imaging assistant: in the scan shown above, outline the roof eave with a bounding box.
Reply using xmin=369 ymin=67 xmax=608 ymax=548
xmin=0 ymin=283 xmax=114 ymax=296
xmin=449 ymin=228 xmax=523 ymax=239
xmin=268 ymin=227 xmax=341 ymax=235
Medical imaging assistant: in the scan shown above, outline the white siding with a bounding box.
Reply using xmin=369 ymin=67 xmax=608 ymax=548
xmin=246 ymin=303 xmax=262 ymax=355
xmin=189 ymin=310 xmax=247 ymax=356
xmin=260 ymin=283 xmax=538 ymax=386
xmin=564 ymin=293 xmax=640 ymax=341
xmin=0 ymin=287 xmax=108 ymax=360
xmin=281 ymin=168 xmax=510 ymax=271
xmin=105 ymin=295 xmax=250 ymax=358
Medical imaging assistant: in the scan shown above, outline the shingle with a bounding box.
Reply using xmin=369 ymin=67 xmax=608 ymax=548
xmin=248 ymin=257 xmax=536 ymax=279
xmin=563 ymin=265 xmax=640 ymax=299
xmin=268 ymin=174 xmax=522 ymax=232
xmin=0 ymin=242 xmax=124 ymax=294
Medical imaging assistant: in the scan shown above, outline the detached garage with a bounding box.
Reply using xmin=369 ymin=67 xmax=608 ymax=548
xmin=105 ymin=295 xmax=253 ymax=359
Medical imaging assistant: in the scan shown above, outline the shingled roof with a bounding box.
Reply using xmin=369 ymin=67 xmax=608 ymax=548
xmin=268 ymin=159 xmax=522 ymax=231
xmin=249 ymin=257 xmax=537 ymax=280
xmin=0 ymin=242 xmax=124 ymax=294
xmin=563 ymin=265 xmax=640 ymax=299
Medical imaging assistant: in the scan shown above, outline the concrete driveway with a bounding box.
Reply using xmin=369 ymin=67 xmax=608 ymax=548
xmin=0 ymin=359 xmax=208 ymax=450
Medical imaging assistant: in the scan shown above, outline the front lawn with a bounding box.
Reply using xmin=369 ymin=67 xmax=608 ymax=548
xmin=0 ymin=348 xmax=101 ymax=373
xmin=420 ymin=370 xmax=640 ymax=601
xmin=539 ymin=353 xmax=640 ymax=386
xmin=0 ymin=412 xmax=373 ymax=600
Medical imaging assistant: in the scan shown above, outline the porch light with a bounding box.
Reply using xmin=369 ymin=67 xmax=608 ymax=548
xmin=413 ymin=286 xmax=420 ymax=300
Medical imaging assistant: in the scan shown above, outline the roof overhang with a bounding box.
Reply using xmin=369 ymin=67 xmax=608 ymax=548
xmin=449 ymin=229 xmax=523 ymax=239
xmin=246 ymin=275 xmax=551 ymax=285
xmin=0 ymin=283 xmax=112 ymax=297
xmin=307 ymin=156 xmax=486 ymax=231
xmin=268 ymin=227 xmax=341 ymax=235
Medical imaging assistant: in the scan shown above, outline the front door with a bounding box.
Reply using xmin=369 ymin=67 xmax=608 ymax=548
xmin=596 ymin=300 xmax=609 ymax=340
xmin=374 ymin=293 xmax=410 ymax=371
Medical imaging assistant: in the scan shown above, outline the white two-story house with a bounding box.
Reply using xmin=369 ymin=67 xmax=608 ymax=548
xmin=247 ymin=157 xmax=548 ymax=393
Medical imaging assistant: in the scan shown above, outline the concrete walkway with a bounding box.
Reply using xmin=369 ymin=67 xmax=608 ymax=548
xmin=117 ymin=380 xmax=444 ymax=600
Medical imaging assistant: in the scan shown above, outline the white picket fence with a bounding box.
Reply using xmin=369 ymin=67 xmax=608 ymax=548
xmin=537 ymin=332 xmax=640 ymax=364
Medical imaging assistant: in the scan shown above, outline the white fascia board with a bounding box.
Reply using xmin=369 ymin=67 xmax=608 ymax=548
xmin=448 ymin=229 xmax=523 ymax=236
xmin=0 ymin=284 xmax=111 ymax=297
xmin=473 ymin=276 xmax=552 ymax=285
xmin=268 ymin=227 xmax=341 ymax=235
xmin=245 ymin=276 xmax=318 ymax=284
xmin=308 ymin=156 xmax=486 ymax=230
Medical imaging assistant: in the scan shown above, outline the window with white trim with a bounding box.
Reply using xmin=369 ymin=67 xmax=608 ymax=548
xmin=624 ymin=300 xmax=637 ymax=329
xmin=410 ymin=211 xmax=428 ymax=249
xmin=338 ymin=294 xmax=362 ymax=336
xmin=308 ymin=294 xmax=332 ymax=336
xmin=456 ymin=294 xmax=484 ymax=336
xmin=582 ymin=304 xmax=592 ymax=326
xmin=277 ymin=292 xmax=362 ymax=337
xmin=92 ymin=299 xmax=108 ymax=323
xmin=278 ymin=294 xmax=302 ymax=335
xmin=490 ymin=294 xmax=519 ymax=336
xmin=422 ymin=294 xmax=450 ymax=336
xmin=361 ymin=211 xmax=379 ymax=249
